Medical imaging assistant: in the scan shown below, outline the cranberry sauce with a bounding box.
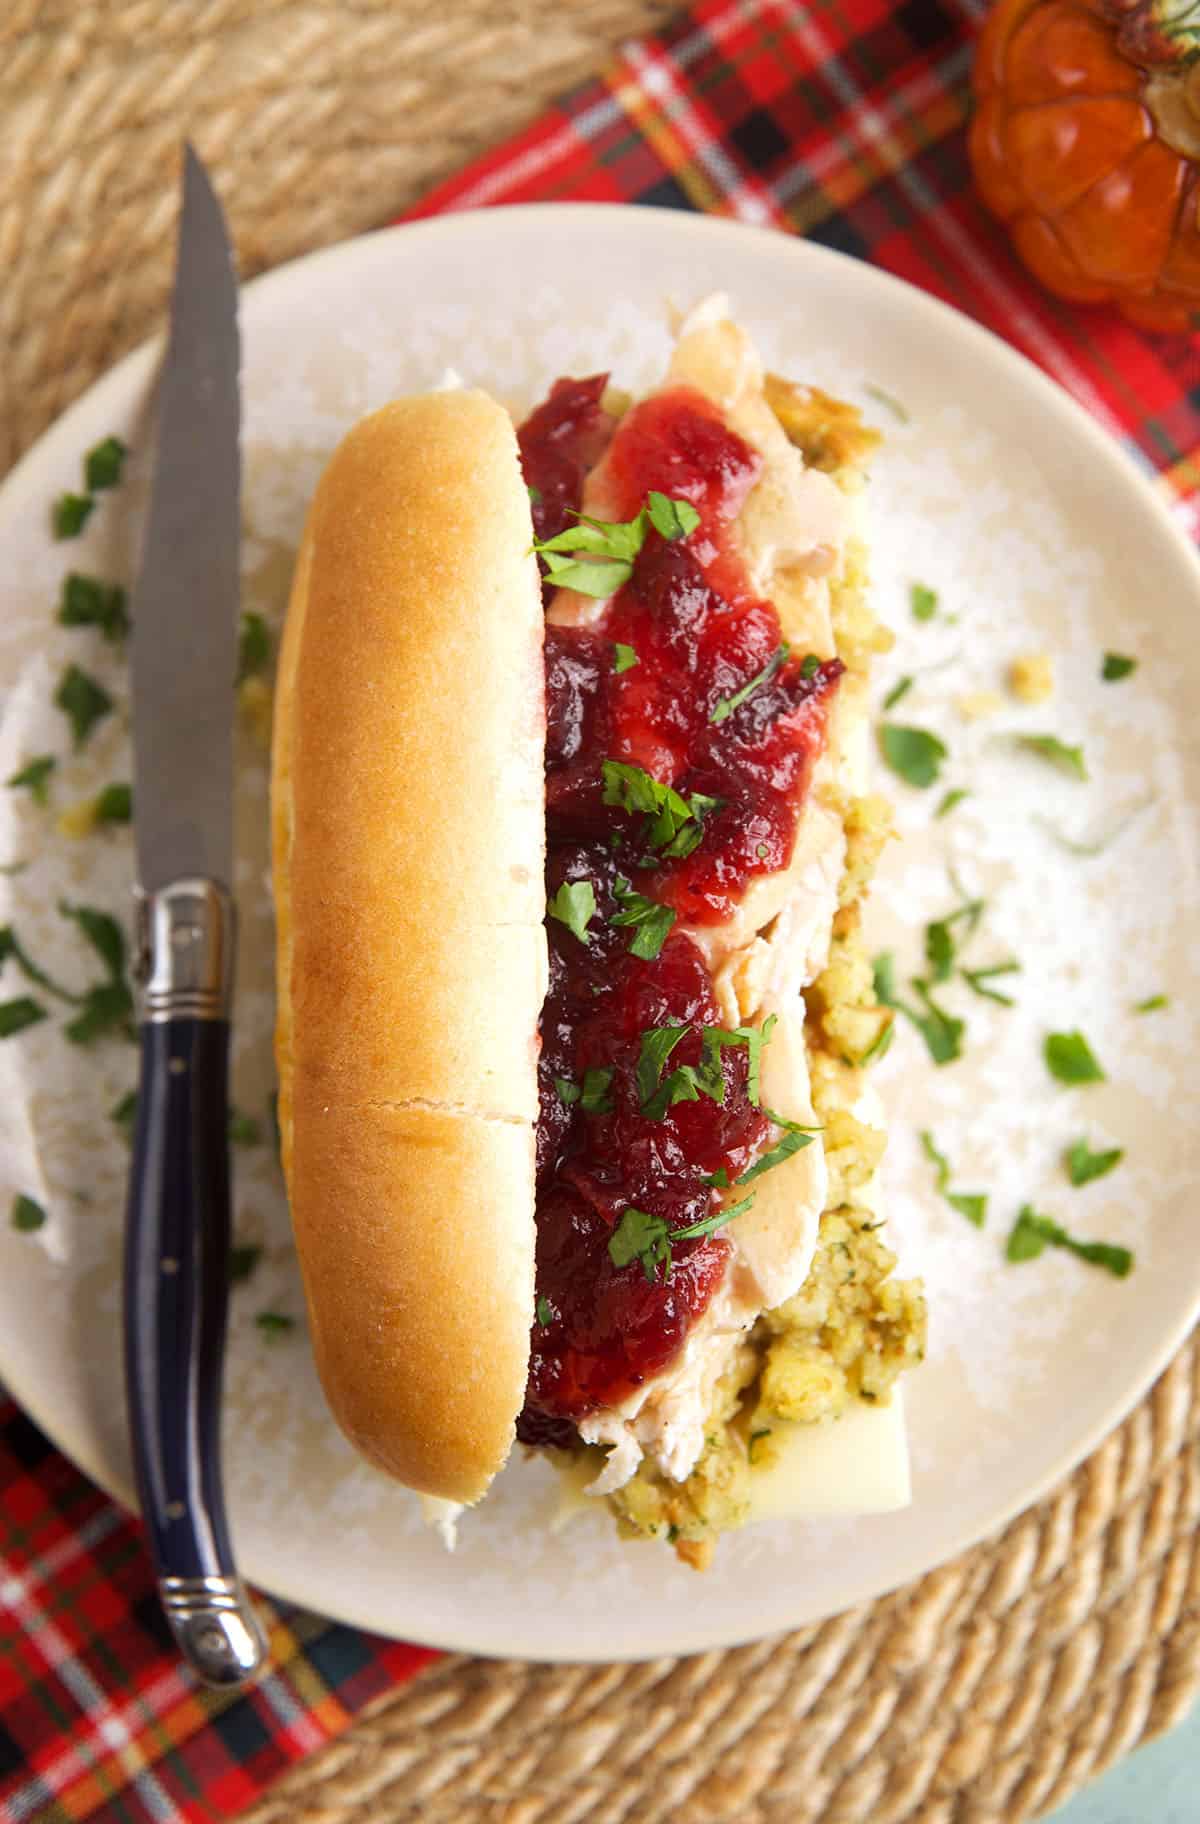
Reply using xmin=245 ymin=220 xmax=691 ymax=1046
xmin=515 ymin=379 xmax=842 ymax=1437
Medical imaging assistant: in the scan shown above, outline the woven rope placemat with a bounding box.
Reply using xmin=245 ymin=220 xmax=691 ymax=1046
xmin=3 ymin=5 xmax=1197 ymax=1820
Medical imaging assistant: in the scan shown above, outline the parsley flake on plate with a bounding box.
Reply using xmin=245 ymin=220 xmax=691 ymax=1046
xmin=910 ymin=582 xmax=938 ymax=622
xmin=58 ymin=573 xmax=129 ymax=642
xmin=1014 ymin=734 xmax=1088 ymax=781
xmin=879 ymin=723 xmax=948 ymax=790
xmin=11 ymin=1193 xmax=46 ymax=1233
xmin=6 ymin=755 xmax=56 ymax=805
xmin=1065 ymin=1138 xmax=1124 ymax=1187
xmin=1101 ymin=652 xmax=1136 ymax=682
xmin=0 ymin=998 xmax=48 ymax=1039
xmin=255 ymin=1311 xmax=295 ymax=1338
xmin=85 ymin=436 xmax=128 ymax=491
xmin=1006 ymin=1205 xmax=1132 ymax=1277
xmin=229 ymin=1243 xmax=262 ymax=1284
xmin=920 ymin=1130 xmax=987 ymax=1227
xmin=935 ymin=787 xmax=970 ymax=820
xmin=612 ymin=642 xmax=639 ymax=674
xmin=55 ymin=665 xmax=114 ymax=748
xmin=883 ymin=675 xmax=913 ymax=711
xmin=53 ymin=493 xmax=94 ymax=539
xmin=1044 ymin=1029 xmax=1105 ymax=1085
xmin=237 ymin=611 xmax=272 ymax=683
xmin=961 ymin=961 xmax=1021 ymax=1007
xmin=1133 ymin=994 xmax=1167 ymax=1014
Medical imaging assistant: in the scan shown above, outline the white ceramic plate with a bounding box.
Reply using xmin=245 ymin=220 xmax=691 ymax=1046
xmin=1 ymin=207 xmax=1198 ymax=1663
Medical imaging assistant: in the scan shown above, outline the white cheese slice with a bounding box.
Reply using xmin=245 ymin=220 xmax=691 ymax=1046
xmin=746 ymin=1389 xmax=911 ymax=1519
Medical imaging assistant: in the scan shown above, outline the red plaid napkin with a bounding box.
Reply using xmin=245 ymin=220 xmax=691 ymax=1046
xmin=4 ymin=2 xmax=1198 ymax=1819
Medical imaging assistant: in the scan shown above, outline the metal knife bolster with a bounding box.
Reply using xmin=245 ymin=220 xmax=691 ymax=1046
xmin=136 ymin=878 xmax=236 ymax=1022
xmin=159 ymin=1574 xmax=267 ymax=1686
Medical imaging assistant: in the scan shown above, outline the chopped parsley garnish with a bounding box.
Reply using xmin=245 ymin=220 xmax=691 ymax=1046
xmin=85 ymin=436 xmax=127 ymax=490
xmin=636 ymin=1024 xmax=690 ymax=1108
xmin=599 ymin=761 xmax=721 ymax=862
xmin=879 ymin=723 xmax=947 ymax=790
xmin=874 ymin=953 xmax=960 ymax=1064
xmin=7 ymin=755 xmax=56 ymax=805
xmin=111 ymin=1089 xmax=137 ymax=1133
xmin=58 ymin=573 xmax=129 ymax=642
xmin=1015 ymin=734 xmax=1087 ymax=781
xmin=0 ymin=925 xmax=76 ymax=1003
xmin=229 ymin=1243 xmax=262 ymax=1283
xmin=532 ymin=492 xmax=698 ymax=595
xmin=58 ymin=901 xmax=134 ymax=1044
xmin=11 ymin=1193 xmax=46 ymax=1233
xmin=546 ymin=878 xmax=596 ymax=944
xmin=863 ymin=383 xmax=909 ymax=422
xmin=59 ymin=902 xmax=124 ymax=979
xmin=961 ymin=961 xmax=1021 ymax=1006
xmin=0 ymin=997 xmax=47 ymax=1039
xmin=635 ymin=1018 xmax=777 ymax=1119
xmin=94 ymin=783 xmax=132 ymax=824
xmin=608 ymin=1207 xmax=672 ymax=1281
xmin=613 ymin=642 xmax=639 ymax=674
xmin=923 ymin=887 xmax=984 ymax=983
xmin=1065 ymin=1138 xmax=1124 ymax=1187
xmin=609 ymin=875 xmax=675 ymax=961
xmin=228 ymin=1109 xmax=262 ymax=1146
xmin=1134 ymin=994 xmax=1167 ymax=1014
xmin=554 ymin=1076 xmax=581 ymax=1106
xmin=910 ymin=583 xmax=938 ymax=622
xmin=800 ymin=653 xmax=822 ymax=681
xmin=902 ymin=981 xmax=965 ymax=1066
xmin=237 ymin=611 xmax=271 ymax=683
xmin=608 ymin=1194 xmax=756 ymax=1283
xmin=255 ymin=1311 xmax=295 ymax=1338
xmin=920 ymin=1130 xmax=987 ymax=1227
xmin=935 ymin=787 xmax=970 ymax=820
xmin=53 ymin=493 xmax=94 ymax=539
xmin=858 ymin=1016 xmax=895 ymax=1067
xmin=883 ymin=675 xmax=913 ymax=711
xmin=735 ymin=1110 xmax=817 ymax=1184
xmin=535 ymin=1294 xmax=555 ymax=1326
xmin=65 ymin=980 xmax=134 ymax=1045
xmin=526 ymin=482 xmax=542 ymax=505
xmin=1006 ymin=1205 xmax=1132 ymax=1277
xmin=1102 ymin=652 xmax=1136 ymax=682
xmin=747 ymin=1428 xmax=773 ymax=1465
xmin=55 ymin=665 xmax=113 ymax=748
xmin=710 ymin=643 xmax=789 ymax=725
xmin=1044 ymin=1029 xmax=1105 ymax=1085
xmin=645 ymin=491 xmax=701 ymax=540
xmin=579 ymin=1066 xmax=615 ymax=1114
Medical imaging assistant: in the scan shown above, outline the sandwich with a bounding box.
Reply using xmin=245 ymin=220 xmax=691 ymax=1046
xmin=271 ymin=301 xmax=926 ymax=1568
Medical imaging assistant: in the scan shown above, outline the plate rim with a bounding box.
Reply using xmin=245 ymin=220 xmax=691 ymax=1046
xmin=2 ymin=203 xmax=1199 ymax=1662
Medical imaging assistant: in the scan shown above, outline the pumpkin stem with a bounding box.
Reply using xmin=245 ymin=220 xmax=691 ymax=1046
xmin=1105 ymin=0 xmax=1200 ymax=66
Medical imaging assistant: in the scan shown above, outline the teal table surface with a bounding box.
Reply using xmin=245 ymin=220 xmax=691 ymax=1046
xmin=1044 ymin=1698 xmax=1199 ymax=1823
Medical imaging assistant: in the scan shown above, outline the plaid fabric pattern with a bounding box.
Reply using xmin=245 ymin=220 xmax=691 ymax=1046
xmin=0 ymin=1402 xmax=436 ymax=1822
xmin=410 ymin=0 xmax=1200 ymax=532
xmin=5 ymin=0 xmax=1198 ymax=1818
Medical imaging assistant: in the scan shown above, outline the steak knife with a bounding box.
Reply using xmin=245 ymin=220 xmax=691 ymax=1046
xmin=123 ymin=144 xmax=267 ymax=1689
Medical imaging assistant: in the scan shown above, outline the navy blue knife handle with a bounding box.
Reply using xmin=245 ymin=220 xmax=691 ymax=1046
xmin=124 ymin=1014 xmax=234 ymax=1579
xmin=122 ymin=877 xmax=265 ymax=1686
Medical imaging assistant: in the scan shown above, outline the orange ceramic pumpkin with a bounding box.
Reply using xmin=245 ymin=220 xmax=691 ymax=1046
xmin=970 ymin=0 xmax=1200 ymax=331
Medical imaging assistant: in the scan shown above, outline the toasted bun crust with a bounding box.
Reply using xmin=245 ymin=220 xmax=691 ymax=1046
xmin=272 ymin=391 xmax=545 ymax=1504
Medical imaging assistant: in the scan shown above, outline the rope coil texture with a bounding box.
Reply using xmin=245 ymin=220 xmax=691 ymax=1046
xmin=2 ymin=5 xmax=1196 ymax=1820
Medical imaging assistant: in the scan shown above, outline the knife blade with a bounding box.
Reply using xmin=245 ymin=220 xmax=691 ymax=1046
xmin=131 ymin=144 xmax=238 ymax=893
xmin=123 ymin=143 xmax=266 ymax=1690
